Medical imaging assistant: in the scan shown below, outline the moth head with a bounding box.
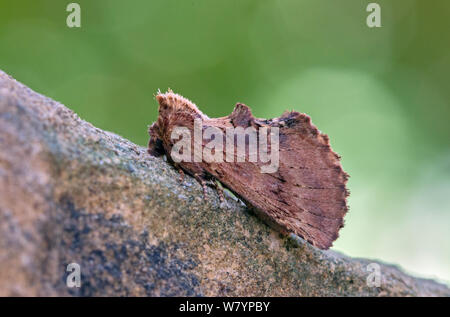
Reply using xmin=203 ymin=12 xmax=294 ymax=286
xmin=155 ymin=92 xmax=174 ymax=114
xmin=155 ymin=89 xmax=202 ymax=117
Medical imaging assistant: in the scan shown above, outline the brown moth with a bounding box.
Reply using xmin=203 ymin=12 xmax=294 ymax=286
xmin=148 ymin=90 xmax=349 ymax=249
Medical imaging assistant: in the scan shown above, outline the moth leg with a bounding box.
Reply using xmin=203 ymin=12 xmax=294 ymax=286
xmin=174 ymin=163 xmax=185 ymax=183
xmin=213 ymin=181 xmax=225 ymax=203
xmin=194 ymin=173 xmax=208 ymax=199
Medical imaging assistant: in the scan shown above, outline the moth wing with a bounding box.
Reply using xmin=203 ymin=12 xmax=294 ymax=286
xmin=204 ymin=104 xmax=349 ymax=249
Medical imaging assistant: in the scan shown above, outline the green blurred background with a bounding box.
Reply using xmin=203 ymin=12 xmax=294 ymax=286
xmin=1 ymin=0 xmax=449 ymax=284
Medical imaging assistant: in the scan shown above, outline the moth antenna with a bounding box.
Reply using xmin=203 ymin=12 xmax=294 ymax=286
xmin=194 ymin=173 xmax=208 ymax=200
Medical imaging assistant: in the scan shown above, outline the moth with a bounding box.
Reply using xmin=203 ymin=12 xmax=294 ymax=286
xmin=148 ymin=90 xmax=349 ymax=249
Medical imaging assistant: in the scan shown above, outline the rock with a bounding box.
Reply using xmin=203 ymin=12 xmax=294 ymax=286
xmin=0 ymin=69 xmax=448 ymax=296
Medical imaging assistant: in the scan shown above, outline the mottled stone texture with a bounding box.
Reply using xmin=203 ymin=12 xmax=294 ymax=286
xmin=0 ymin=70 xmax=448 ymax=297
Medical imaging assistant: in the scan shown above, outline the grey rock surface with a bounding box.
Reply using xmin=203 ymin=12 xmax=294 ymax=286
xmin=0 ymin=70 xmax=448 ymax=296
